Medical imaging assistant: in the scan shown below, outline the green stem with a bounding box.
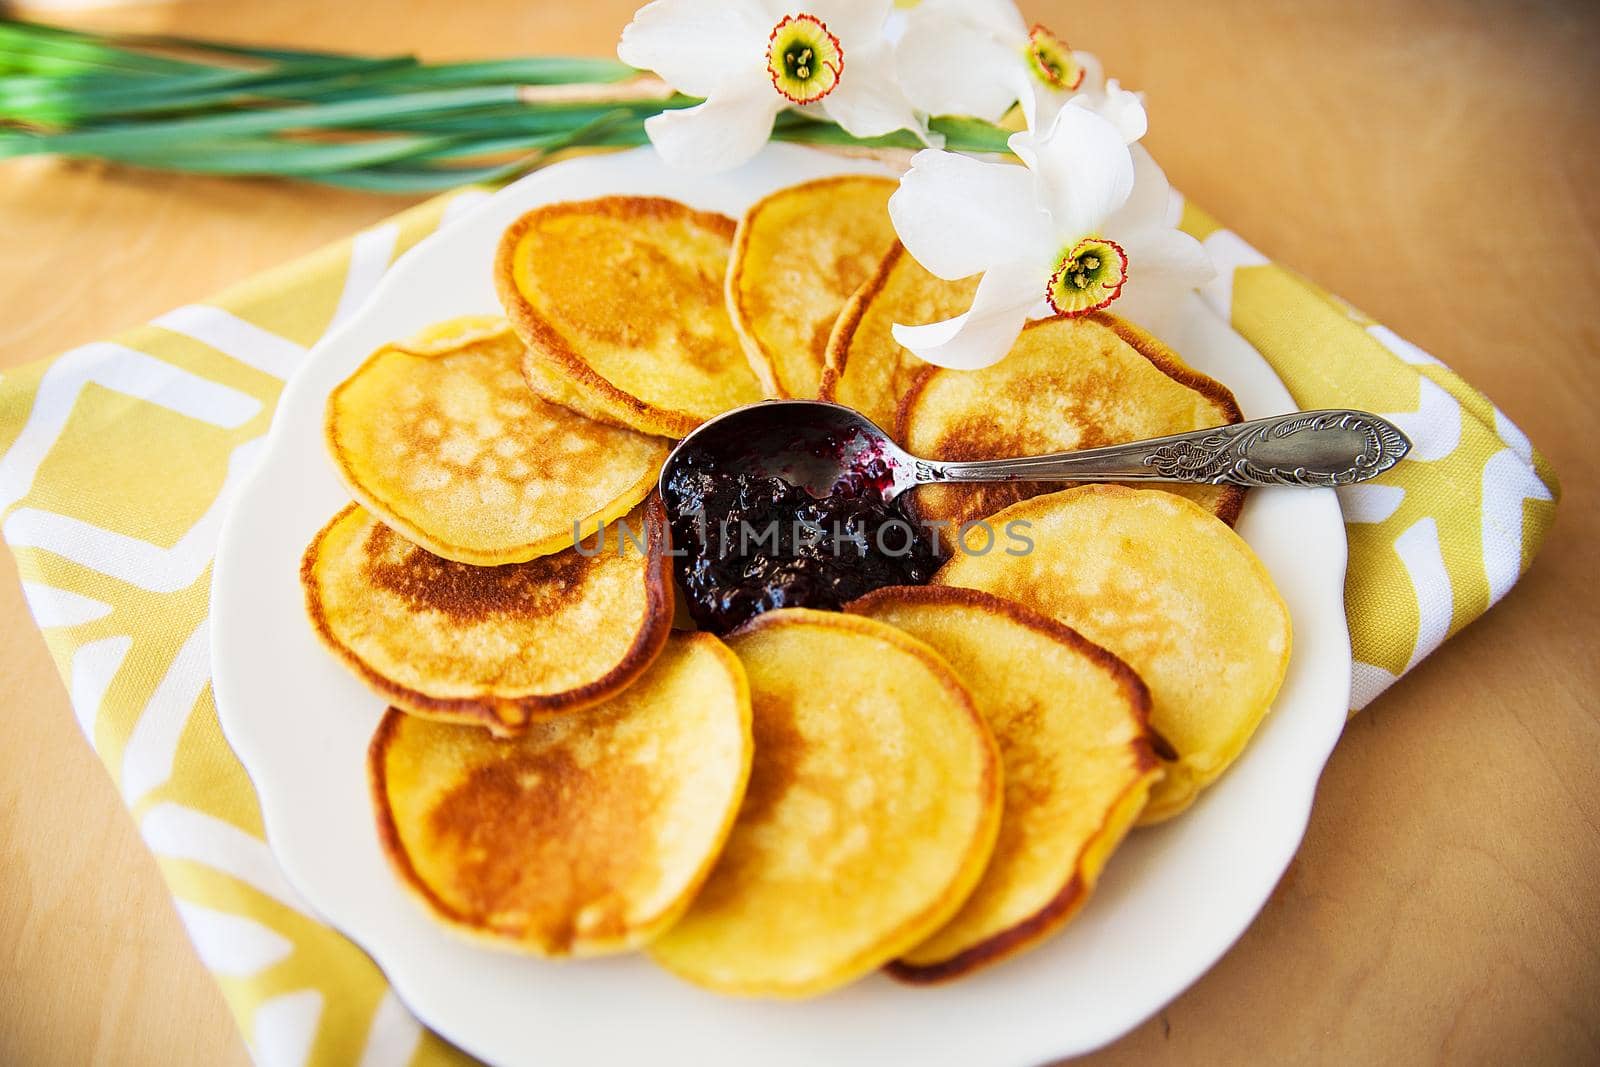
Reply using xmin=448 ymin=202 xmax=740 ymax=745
xmin=0 ymin=19 xmax=210 ymax=76
xmin=0 ymin=18 xmax=1017 ymax=191
xmin=0 ymin=56 xmax=420 ymax=122
xmin=0 ymin=85 xmax=522 ymax=158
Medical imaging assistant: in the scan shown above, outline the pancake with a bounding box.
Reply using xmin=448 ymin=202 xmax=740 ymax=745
xmin=649 ymin=609 xmax=1002 ymax=997
xmin=934 ymin=486 xmax=1291 ymax=822
xmin=817 ymin=240 xmax=978 ymax=435
xmin=325 ymin=315 xmax=669 ymax=566
xmin=898 ymin=313 xmax=1246 ymax=530
xmin=727 ymin=175 xmax=899 ymax=398
xmin=846 ymin=586 xmax=1160 ymax=981
xmin=302 ymin=496 xmax=672 ymax=736
xmin=369 ymin=631 xmax=752 ymax=956
xmin=495 ymin=196 xmax=763 ymax=437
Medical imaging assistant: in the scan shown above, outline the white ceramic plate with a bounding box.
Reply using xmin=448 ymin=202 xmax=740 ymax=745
xmin=212 ymin=144 xmax=1351 ymax=1067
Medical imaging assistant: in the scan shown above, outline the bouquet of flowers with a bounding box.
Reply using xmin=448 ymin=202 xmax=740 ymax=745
xmin=0 ymin=0 xmax=1213 ymax=367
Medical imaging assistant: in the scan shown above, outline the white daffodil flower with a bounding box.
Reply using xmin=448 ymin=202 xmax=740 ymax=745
xmin=618 ymin=0 xmax=931 ymax=172
xmin=896 ymin=0 xmax=1146 ymax=141
xmin=888 ymin=105 xmax=1213 ymax=370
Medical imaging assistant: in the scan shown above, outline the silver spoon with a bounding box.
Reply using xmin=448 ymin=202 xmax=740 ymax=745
xmin=659 ymin=399 xmax=1411 ymax=506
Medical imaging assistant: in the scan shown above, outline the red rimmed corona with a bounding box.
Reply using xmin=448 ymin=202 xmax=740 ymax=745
xmin=1024 ymin=25 xmax=1085 ymax=92
xmin=1046 ymin=236 xmax=1128 ymax=316
xmin=766 ymin=13 xmax=843 ymax=104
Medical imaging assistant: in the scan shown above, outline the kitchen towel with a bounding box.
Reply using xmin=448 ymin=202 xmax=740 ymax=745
xmin=0 ymin=180 xmax=1559 ymax=1065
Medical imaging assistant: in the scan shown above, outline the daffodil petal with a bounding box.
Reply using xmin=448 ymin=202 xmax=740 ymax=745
xmin=1021 ymin=51 xmax=1146 ymax=145
xmin=1038 ymin=52 xmax=1147 ymax=144
xmin=948 ymin=0 xmax=1029 ymax=39
xmin=1075 ymin=51 xmax=1107 ymax=94
xmin=891 ymin=313 xmax=963 ymax=352
xmin=894 ymin=6 xmax=1021 ymax=121
xmin=890 ymin=258 xmax=1042 ymax=370
xmin=642 ymin=78 xmax=784 ymax=173
xmin=1120 ymin=227 xmax=1215 ymax=291
xmin=1105 ymin=144 xmax=1176 ymax=232
xmin=814 ymin=40 xmax=927 ymax=139
xmin=802 ymin=0 xmax=893 ymax=51
xmin=1008 ymin=104 xmax=1134 ymax=239
xmin=1104 ymin=226 xmax=1215 ymax=328
xmin=618 ymin=0 xmax=767 ymax=97
xmin=1016 ymin=75 xmax=1064 ymax=133
xmin=889 ymin=149 xmax=1053 ymax=280
xmin=1093 ymin=81 xmax=1149 ymax=143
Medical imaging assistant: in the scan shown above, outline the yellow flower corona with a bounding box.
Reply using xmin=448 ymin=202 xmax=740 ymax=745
xmin=1046 ymin=236 xmax=1128 ymax=315
xmin=1024 ymin=25 xmax=1083 ymax=91
xmin=766 ymin=14 xmax=843 ymax=104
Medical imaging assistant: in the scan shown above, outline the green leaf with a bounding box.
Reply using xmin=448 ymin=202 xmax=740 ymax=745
xmin=99 ymin=32 xmax=358 ymax=64
xmin=372 ymin=98 xmax=684 ymax=135
xmin=348 ymin=57 xmax=637 ymax=88
xmin=0 ymin=17 xmax=346 ymax=66
xmin=86 ymin=134 xmax=461 ymax=176
xmin=0 ymin=56 xmax=419 ymax=122
xmin=0 ymin=19 xmax=208 ymax=76
xmin=770 ymin=112 xmax=1014 ymax=156
xmin=0 ymin=85 xmax=523 ymax=158
xmin=310 ymin=108 xmax=648 ymax=192
xmin=930 ymin=115 xmax=1017 ymax=154
xmin=308 ymin=164 xmax=513 ymax=194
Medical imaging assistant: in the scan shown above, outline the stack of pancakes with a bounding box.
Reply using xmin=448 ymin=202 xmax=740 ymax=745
xmin=300 ymin=179 xmax=1290 ymax=995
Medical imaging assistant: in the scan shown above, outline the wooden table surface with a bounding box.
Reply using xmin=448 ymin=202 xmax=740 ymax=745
xmin=2 ymin=1 xmax=1596 ymax=1064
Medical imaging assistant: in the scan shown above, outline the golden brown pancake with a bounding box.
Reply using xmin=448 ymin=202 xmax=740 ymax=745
xmin=726 ymin=175 xmax=899 ymax=398
xmin=846 ymin=586 xmax=1161 ymax=982
xmin=934 ymin=486 xmax=1291 ymax=822
xmin=898 ymin=313 xmax=1246 ymax=530
xmin=495 ymin=196 xmax=763 ymax=437
xmin=369 ymin=631 xmax=752 ymax=956
xmin=325 ymin=316 xmax=669 ymax=566
xmin=817 ymin=240 xmax=978 ymax=434
xmin=649 ymin=609 xmax=1002 ymax=997
xmin=302 ymin=496 xmax=672 ymax=735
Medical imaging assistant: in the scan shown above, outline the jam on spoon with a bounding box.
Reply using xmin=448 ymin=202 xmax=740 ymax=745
xmin=657 ymin=399 xmax=1412 ymax=634
xmin=659 ymin=404 xmax=938 ymax=634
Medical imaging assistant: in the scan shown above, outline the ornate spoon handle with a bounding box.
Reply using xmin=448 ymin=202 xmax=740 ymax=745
xmin=923 ymin=409 xmax=1412 ymax=488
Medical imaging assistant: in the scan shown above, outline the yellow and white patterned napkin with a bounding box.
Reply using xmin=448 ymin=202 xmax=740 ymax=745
xmin=0 ymin=186 xmax=1558 ymax=1065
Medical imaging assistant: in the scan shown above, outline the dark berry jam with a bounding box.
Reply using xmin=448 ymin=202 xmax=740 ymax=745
xmin=661 ymin=432 xmax=939 ymax=634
